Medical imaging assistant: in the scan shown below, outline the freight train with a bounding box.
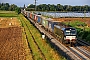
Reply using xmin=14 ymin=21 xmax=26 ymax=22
xmin=21 ymin=9 xmax=77 ymax=45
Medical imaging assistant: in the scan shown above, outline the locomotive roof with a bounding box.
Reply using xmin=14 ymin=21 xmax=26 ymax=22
xmin=54 ymin=25 xmax=76 ymax=31
xmin=54 ymin=25 xmax=65 ymax=31
xmin=65 ymin=27 xmax=76 ymax=30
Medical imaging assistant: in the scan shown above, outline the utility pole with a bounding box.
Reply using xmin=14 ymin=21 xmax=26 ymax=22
xmin=24 ymin=4 xmax=26 ymax=10
xmin=34 ymin=0 xmax=37 ymax=11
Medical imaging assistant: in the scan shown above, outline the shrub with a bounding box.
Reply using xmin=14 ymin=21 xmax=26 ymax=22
xmin=81 ymin=31 xmax=88 ymax=39
xmin=86 ymin=34 xmax=90 ymax=43
xmin=15 ymin=7 xmax=21 ymax=14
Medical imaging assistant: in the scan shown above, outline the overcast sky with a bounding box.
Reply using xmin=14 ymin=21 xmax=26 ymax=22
xmin=0 ymin=0 xmax=90 ymax=7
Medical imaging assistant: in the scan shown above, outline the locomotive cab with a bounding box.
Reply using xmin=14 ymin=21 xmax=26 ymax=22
xmin=64 ymin=27 xmax=77 ymax=44
xmin=54 ymin=25 xmax=77 ymax=44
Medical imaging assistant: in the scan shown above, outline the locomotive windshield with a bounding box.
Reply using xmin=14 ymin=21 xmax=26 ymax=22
xmin=65 ymin=29 xmax=76 ymax=35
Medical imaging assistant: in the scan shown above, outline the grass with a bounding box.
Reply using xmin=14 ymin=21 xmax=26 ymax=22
xmin=22 ymin=28 xmax=33 ymax=60
xmin=18 ymin=14 xmax=44 ymax=60
xmin=19 ymin=14 xmax=66 ymax=60
xmin=0 ymin=11 xmax=17 ymax=17
xmin=0 ymin=11 xmax=15 ymax=13
xmin=28 ymin=22 xmax=65 ymax=60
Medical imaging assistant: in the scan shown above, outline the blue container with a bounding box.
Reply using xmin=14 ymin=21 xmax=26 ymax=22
xmin=48 ymin=20 xmax=61 ymax=32
xmin=37 ymin=16 xmax=42 ymax=24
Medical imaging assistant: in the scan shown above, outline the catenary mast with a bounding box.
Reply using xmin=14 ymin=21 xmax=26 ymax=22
xmin=35 ymin=0 xmax=37 ymax=11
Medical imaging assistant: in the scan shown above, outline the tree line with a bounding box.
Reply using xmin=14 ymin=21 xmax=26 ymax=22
xmin=27 ymin=4 xmax=90 ymax=12
xmin=0 ymin=3 xmax=21 ymax=14
xmin=0 ymin=3 xmax=90 ymax=12
xmin=0 ymin=3 xmax=18 ymax=11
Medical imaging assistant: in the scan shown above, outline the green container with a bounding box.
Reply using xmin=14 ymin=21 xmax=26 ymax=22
xmin=42 ymin=17 xmax=48 ymax=29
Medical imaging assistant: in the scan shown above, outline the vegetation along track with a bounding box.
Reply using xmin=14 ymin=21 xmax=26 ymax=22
xmin=19 ymin=14 xmax=65 ymax=60
xmin=19 ymin=15 xmax=46 ymax=60
xmin=23 ymin=13 xmax=90 ymax=60
xmin=28 ymin=17 xmax=90 ymax=60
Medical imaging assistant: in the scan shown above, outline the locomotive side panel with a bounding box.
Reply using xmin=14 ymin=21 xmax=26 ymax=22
xmin=54 ymin=25 xmax=64 ymax=43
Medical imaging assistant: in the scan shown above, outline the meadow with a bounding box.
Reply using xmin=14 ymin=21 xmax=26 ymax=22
xmin=0 ymin=11 xmax=17 ymax=17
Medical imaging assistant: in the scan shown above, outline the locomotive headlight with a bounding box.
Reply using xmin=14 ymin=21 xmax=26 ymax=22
xmin=72 ymin=36 xmax=76 ymax=39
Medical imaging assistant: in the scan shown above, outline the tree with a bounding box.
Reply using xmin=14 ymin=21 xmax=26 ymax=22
xmin=56 ymin=4 xmax=63 ymax=11
xmin=15 ymin=7 xmax=21 ymax=14
xmin=5 ymin=3 xmax=10 ymax=10
xmin=9 ymin=4 xmax=17 ymax=11
xmin=0 ymin=3 xmax=10 ymax=10
xmin=63 ymin=5 xmax=69 ymax=11
xmin=27 ymin=4 xmax=35 ymax=8
xmin=84 ymin=5 xmax=88 ymax=11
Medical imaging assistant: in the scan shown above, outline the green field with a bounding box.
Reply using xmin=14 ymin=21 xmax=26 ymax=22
xmin=0 ymin=11 xmax=17 ymax=17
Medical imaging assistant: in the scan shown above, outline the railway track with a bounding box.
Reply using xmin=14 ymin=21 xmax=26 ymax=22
xmin=69 ymin=46 xmax=90 ymax=60
xmin=20 ymin=17 xmax=46 ymax=60
xmin=22 ymin=14 xmax=90 ymax=60
xmin=66 ymin=38 xmax=90 ymax=60
xmin=73 ymin=39 xmax=90 ymax=59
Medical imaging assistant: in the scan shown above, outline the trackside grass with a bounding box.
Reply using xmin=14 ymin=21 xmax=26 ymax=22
xmin=19 ymin=14 xmax=66 ymax=60
xmin=18 ymin=14 xmax=45 ymax=60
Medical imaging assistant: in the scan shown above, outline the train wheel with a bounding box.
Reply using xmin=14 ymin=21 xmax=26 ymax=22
xmin=70 ymin=42 xmax=74 ymax=47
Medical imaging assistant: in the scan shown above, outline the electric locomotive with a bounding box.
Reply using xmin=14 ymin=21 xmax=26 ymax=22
xmin=54 ymin=25 xmax=77 ymax=44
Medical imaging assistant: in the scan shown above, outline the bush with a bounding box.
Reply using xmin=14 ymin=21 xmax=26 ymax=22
xmin=76 ymin=28 xmax=83 ymax=36
xmin=86 ymin=34 xmax=90 ymax=43
xmin=78 ymin=31 xmax=83 ymax=37
xmin=81 ymin=31 xmax=88 ymax=39
xmin=15 ymin=7 xmax=21 ymax=14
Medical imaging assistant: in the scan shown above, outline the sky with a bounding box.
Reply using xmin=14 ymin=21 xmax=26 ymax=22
xmin=0 ymin=0 xmax=90 ymax=7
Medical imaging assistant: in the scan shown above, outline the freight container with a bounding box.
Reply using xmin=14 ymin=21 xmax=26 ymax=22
xmin=24 ymin=11 xmax=27 ymax=16
xmin=27 ymin=12 xmax=30 ymax=18
xmin=30 ymin=13 xmax=32 ymax=19
xmin=34 ymin=14 xmax=38 ymax=21
xmin=48 ymin=20 xmax=61 ymax=32
xmin=37 ymin=15 xmax=42 ymax=24
xmin=32 ymin=14 xmax=35 ymax=20
xmin=42 ymin=17 xmax=48 ymax=29
xmin=21 ymin=9 xmax=24 ymax=14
